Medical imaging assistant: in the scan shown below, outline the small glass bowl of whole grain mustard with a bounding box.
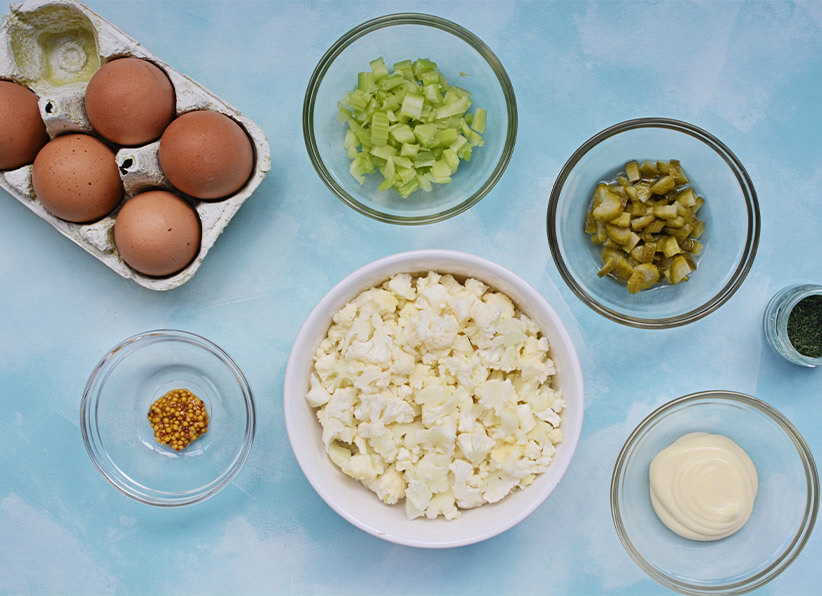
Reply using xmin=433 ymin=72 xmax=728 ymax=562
xmin=81 ymin=329 xmax=255 ymax=506
xmin=764 ymin=283 xmax=822 ymax=367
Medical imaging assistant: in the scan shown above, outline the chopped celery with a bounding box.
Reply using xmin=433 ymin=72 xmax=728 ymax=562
xmin=337 ymin=56 xmax=486 ymax=197
xmin=471 ymin=108 xmax=487 ymax=134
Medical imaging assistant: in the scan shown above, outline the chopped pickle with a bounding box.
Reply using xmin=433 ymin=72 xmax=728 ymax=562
xmin=585 ymin=160 xmax=706 ymax=293
xmin=627 ymin=263 xmax=660 ymax=294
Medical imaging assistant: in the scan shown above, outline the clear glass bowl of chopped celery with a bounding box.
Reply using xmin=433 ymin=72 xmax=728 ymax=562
xmin=303 ymin=13 xmax=517 ymax=224
xmin=547 ymin=118 xmax=760 ymax=328
xmin=611 ymin=390 xmax=818 ymax=594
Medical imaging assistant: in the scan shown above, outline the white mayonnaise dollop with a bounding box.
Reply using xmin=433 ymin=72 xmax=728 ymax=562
xmin=649 ymin=432 xmax=758 ymax=541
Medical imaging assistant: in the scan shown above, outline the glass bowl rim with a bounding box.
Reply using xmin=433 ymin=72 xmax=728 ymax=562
xmin=610 ymin=389 xmax=819 ymax=594
xmin=302 ymin=12 xmax=518 ymax=225
xmin=80 ymin=328 xmax=256 ymax=507
xmin=546 ymin=117 xmax=761 ymax=329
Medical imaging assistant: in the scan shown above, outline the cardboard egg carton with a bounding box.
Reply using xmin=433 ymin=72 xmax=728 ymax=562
xmin=0 ymin=0 xmax=271 ymax=290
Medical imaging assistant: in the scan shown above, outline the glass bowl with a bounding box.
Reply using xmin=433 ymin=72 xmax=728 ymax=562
xmin=763 ymin=283 xmax=822 ymax=367
xmin=81 ymin=329 xmax=256 ymax=506
xmin=283 ymin=250 xmax=583 ymax=547
xmin=303 ymin=13 xmax=517 ymax=224
xmin=611 ymin=390 xmax=818 ymax=594
xmin=547 ymin=118 xmax=760 ymax=328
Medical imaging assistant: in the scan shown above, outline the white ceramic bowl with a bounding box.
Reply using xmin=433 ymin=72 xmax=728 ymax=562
xmin=283 ymin=249 xmax=583 ymax=547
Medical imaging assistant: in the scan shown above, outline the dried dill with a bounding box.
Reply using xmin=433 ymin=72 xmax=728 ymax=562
xmin=787 ymin=294 xmax=822 ymax=358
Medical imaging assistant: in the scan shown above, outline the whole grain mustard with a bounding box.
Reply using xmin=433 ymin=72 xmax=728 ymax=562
xmin=148 ymin=388 xmax=209 ymax=451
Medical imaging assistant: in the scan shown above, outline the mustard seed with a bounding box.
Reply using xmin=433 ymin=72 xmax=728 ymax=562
xmin=147 ymin=388 xmax=209 ymax=451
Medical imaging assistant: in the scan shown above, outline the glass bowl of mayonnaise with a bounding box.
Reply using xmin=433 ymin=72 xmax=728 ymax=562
xmin=611 ymin=390 xmax=818 ymax=595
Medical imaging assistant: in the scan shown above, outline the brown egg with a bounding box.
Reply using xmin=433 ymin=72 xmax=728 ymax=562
xmin=0 ymin=80 xmax=49 ymax=170
xmin=84 ymin=57 xmax=176 ymax=146
xmin=158 ymin=110 xmax=253 ymax=200
xmin=31 ymin=133 xmax=123 ymax=223
xmin=114 ymin=190 xmax=201 ymax=277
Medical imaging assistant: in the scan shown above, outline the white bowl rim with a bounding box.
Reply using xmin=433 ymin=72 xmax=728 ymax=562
xmin=283 ymin=249 xmax=584 ymax=547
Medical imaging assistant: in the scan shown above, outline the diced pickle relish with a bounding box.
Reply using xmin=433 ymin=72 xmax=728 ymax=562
xmin=584 ymin=160 xmax=706 ymax=294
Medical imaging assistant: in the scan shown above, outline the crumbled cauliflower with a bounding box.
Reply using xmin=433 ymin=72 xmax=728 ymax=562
xmin=306 ymin=272 xmax=564 ymax=520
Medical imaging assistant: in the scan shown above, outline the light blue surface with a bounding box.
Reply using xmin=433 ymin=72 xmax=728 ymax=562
xmin=1 ymin=1 xmax=820 ymax=594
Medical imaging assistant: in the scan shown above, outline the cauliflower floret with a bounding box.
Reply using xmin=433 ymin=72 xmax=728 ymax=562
xmin=345 ymin=325 xmax=394 ymax=366
xmin=425 ymin=489 xmax=460 ymax=520
xmin=386 ymin=273 xmax=416 ymax=301
xmin=358 ymin=421 xmax=398 ymax=462
xmin=305 ymin=272 xmax=564 ymax=520
xmin=306 ymin=373 xmax=331 ymax=408
xmin=365 ymin=465 xmax=405 ymax=504
xmin=449 ymin=459 xmax=485 ymax=509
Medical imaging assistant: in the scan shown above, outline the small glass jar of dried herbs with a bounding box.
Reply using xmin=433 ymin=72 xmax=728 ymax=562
xmin=764 ymin=284 xmax=822 ymax=367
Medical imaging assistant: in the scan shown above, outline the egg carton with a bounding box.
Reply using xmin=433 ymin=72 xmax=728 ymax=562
xmin=0 ymin=0 xmax=271 ymax=290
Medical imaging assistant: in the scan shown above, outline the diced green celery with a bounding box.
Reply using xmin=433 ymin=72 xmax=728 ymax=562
xmin=414 ymin=123 xmax=439 ymax=147
xmin=435 ymin=95 xmax=470 ymax=119
xmin=443 ymin=148 xmax=460 ymax=172
xmin=400 ymin=93 xmax=424 ymax=120
xmin=417 ymin=172 xmax=432 ymax=192
xmin=370 ymin=111 xmax=390 ymax=145
xmin=347 ymin=119 xmax=371 ymax=146
xmin=349 ymin=152 xmax=374 ymax=184
xmin=339 ymin=56 xmax=486 ymax=196
xmin=390 ymin=123 xmax=415 ymax=145
xmin=423 ymin=83 xmax=442 ymax=105
xmin=438 ymin=127 xmax=459 ymax=146
xmin=393 ymin=59 xmax=413 ymax=78
xmin=400 ymin=143 xmax=420 ymax=157
xmin=392 ymin=155 xmax=414 ymax=169
xmin=460 ymin=120 xmax=484 ymax=146
xmin=449 ymin=134 xmax=468 ymax=154
xmin=378 ymin=73 xmax=404 ymax=91
xmin=418 ymin=70 xmax=441 ymax=86
xmin=336 ymin=104 xmax=352 ymax=123
xmin=397 ymin=166 xmax=416 ymax=184
xmin=413 ymin=150 xmax=435 ymax=168
xmin=370 ymin=144 xmax=397 ymax=161
xmin=344 ymin=129 xmax=358 ymax=159
xmin=381 ymin=156 xmax=396 ymax=181
xmin=378 ymin=177 xmax=396 ymax=192
xmin=471 ymin=108 xmax=486 ymax=134
xmin=369 ymin=57 xmax=389 ymax=79
xmin=357 ymin=72 xmax=376 ymax=94
xmin=413 ymin=58 xmax=437 ymax=77
xmin=398 ymin=178 xmax=420 ymax=198
xmin=431 ymin=159 xmax=452 ymax=183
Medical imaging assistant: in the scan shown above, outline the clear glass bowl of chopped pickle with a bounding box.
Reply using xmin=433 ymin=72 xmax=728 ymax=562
xmin=81 ymin=329 xmax=256 ymax=506
xmin=303 ymin=13 xmax=517 ymax=224
xmin=547 ymin=118 xmax=760 ymax=328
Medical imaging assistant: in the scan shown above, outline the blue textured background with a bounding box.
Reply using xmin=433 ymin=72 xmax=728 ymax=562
xmin=1 ymin=1 xmax=820 ymax=594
